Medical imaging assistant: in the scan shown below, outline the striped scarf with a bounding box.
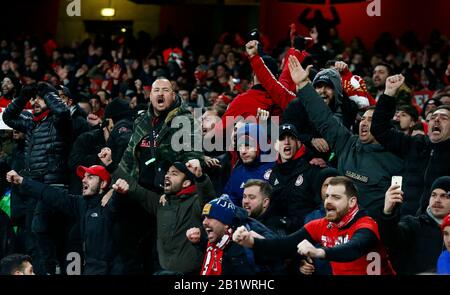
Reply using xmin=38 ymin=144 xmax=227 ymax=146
xmin=200 ymin=230 xmax=233 ymax=275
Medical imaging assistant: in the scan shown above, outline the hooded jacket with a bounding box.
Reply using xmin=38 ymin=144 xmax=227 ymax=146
xmin=312 ymin=68 xmax=358 ymax=129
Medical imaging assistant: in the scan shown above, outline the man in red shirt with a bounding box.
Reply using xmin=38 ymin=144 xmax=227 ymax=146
xmin=233 ymin=176 xmax=395 ymax=275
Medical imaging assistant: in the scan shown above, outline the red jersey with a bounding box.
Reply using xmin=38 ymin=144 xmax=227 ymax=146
xmin=304 ymin=214 xmax=395 ymax=275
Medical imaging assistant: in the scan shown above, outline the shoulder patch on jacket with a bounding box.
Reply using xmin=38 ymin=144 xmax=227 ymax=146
xmin=345 ymin=171 xmax=368 ymax=183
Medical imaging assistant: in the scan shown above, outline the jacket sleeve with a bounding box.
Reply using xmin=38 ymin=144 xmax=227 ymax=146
xmin=124 ymin=175 xmax=159 ymax=216
xmin=371 ymin=94 xmax=416 ymax=157
xmin=252 ymin=227 xmax=314 ymax=260
xmin=42 ymin=92 xmax=71 ymax=128
xmin=20 ymin=177 xmax=79 ymax=218
xmin=2 ymin=96 xmax=32 ymax=133
xmin=297 ymin=83 xmax=352 ymax=156
xmin=194 ymin=174 xmax=216 ymax=213
xmin=324 ymin=228 xmax=378 ymax=262
xmin=250 ymin=49 xmax=306 ymax=110
xmin=377 ymin=210 xmax=415 ymax=252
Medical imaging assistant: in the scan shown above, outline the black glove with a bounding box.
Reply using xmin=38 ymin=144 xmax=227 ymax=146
xmin=37 ymin=82 xmax=57 ymax=98
xmin=18 ymin=85 xmax=36 ymax=100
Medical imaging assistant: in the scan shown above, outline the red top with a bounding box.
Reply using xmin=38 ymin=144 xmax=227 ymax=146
xmin=304 ymin=215 xmax=395 ymax=275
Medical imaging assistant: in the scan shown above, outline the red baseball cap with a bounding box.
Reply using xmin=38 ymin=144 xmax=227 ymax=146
xmin=76 ymin=165 xmax=111 ymax=186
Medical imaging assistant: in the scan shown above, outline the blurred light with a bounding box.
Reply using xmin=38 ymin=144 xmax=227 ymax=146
xmin=121 ymin=28 xmax=127 ymax=33
xmin=101 ymin=8 xmax=115 ymax=17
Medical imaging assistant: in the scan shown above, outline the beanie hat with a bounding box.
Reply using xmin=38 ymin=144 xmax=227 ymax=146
xmin=202 ymin=195 xmax=236 ymax=226
xmin=442 ymin=213 xmax=450 ymax=231
xmin=104 ymin=97 xmax=133 ymax=123
xmin=172 ymin=161 xmax=196 ymax=182
xmin=430 ymin=176 xmax=450 ymax=195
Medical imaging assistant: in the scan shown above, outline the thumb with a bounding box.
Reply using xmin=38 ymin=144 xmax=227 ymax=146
xmin=305 ymin=64 xmax=313 ymax=73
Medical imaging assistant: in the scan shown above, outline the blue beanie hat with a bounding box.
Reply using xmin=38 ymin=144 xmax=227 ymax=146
xmin=202 ymin=195 xmax=236 ymax=225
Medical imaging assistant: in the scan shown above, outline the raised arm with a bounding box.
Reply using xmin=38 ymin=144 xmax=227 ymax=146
xmin=371 ymin=74 xmax=416 ymax=157
xmin=36 ymin=83 xmax=70 ymax=127
xmin=2 ymin=86 xmax=35 ymax=133
xmin=7 ymin=170 xmax=79 ymax=218
xmin=247 ymin=41 xmax=307 ymax=110
xmin=288 ymin=55 xmax=351 ymax=156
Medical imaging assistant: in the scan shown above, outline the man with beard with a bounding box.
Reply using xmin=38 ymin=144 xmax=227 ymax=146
xmin=3 ymin=83 xmax=71 ymax=274
xmin=242 ymin=179 xmax=287 ymax=236
xmin=372 ymin=63 xmax=391 ymax=100
xmin=377 ymin=176 xmax=450 ymax=274
xmin=286 ymin=55 xmax=403 ymax=221
xmin=233 ymin=176 xmax=395 ymax=275
xmin=109 ymin=78 xmax=202 ymax=274
xmin=0 ymin=76 xmax=31 ymax=109
xmin=186 ymin=195 xmax=256 ymax=275
xmin=112 ymin=159 xmax=215 ymax=274
xmin=371 ymin=74 xmax=450 ymax=215
xmin=6 ymin=165 xmax=124 ymax=275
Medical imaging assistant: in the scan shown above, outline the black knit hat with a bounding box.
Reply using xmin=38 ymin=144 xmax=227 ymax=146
xmin=104 ymin=97 xmax=133 ymax=123
xmin=430 ymin=176 xmax=450 ymax=195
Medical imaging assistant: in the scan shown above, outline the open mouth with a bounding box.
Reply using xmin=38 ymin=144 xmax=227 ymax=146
xmin=431 ymin=125 xmax=441 ymax=134
xmin=283 ymin=146 xmax=292 ymax=155
xmin=326 ymin=206 xmax=336 ymax=212
xmin=360 ymin=126 xmax=369 ymax=136
xmin=164 ymin=179 xmax=171 ymax=187
xmin=157 ymin=97 xmax=165 ymax=105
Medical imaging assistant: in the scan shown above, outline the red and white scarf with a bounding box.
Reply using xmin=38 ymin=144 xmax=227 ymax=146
xmin=200 ymin=230 xmax=233 ymax=275
xmin=334 ymin=204 xmax=360 ymax=229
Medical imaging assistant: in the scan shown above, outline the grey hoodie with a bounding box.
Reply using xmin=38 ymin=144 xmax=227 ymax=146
xmin=312 ymin=68 xmax=344 ymax=122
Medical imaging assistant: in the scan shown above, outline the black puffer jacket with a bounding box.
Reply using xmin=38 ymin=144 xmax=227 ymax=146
xmin=3 ymin=92 xmax=71 ymax=184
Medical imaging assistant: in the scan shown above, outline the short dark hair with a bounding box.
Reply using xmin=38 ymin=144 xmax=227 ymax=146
xmin=397 ymin=104 xmax=419 ymax=122
xmin=328 ymin=176 xmax=358 ymax=199
xmin=435 ymin=105 xmax=450 ymax=113
xmin=375 ymin=62 xmax=394 ymax=76
xmin=243 ymin=179 xmax=272 ymax=199
xmin=0 ymin=254 xmax=32 ymax=275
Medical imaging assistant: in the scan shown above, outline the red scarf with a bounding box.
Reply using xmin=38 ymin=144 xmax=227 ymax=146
xmin=32 ymin=110 xmax=50 ymax=123
xmin=176 ymin=184 xmax=196 ymax=197
xmin=334 ymin=204 xmax=360 ymax=229
xmin=200 ymin=230 xmax=233 ymax=275
xmin=277 ymin=143 xmax=306 ymax=163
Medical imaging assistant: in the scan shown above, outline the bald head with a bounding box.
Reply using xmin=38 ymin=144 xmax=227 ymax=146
xmin=150 ymin=78 xmax=176 ymax=116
